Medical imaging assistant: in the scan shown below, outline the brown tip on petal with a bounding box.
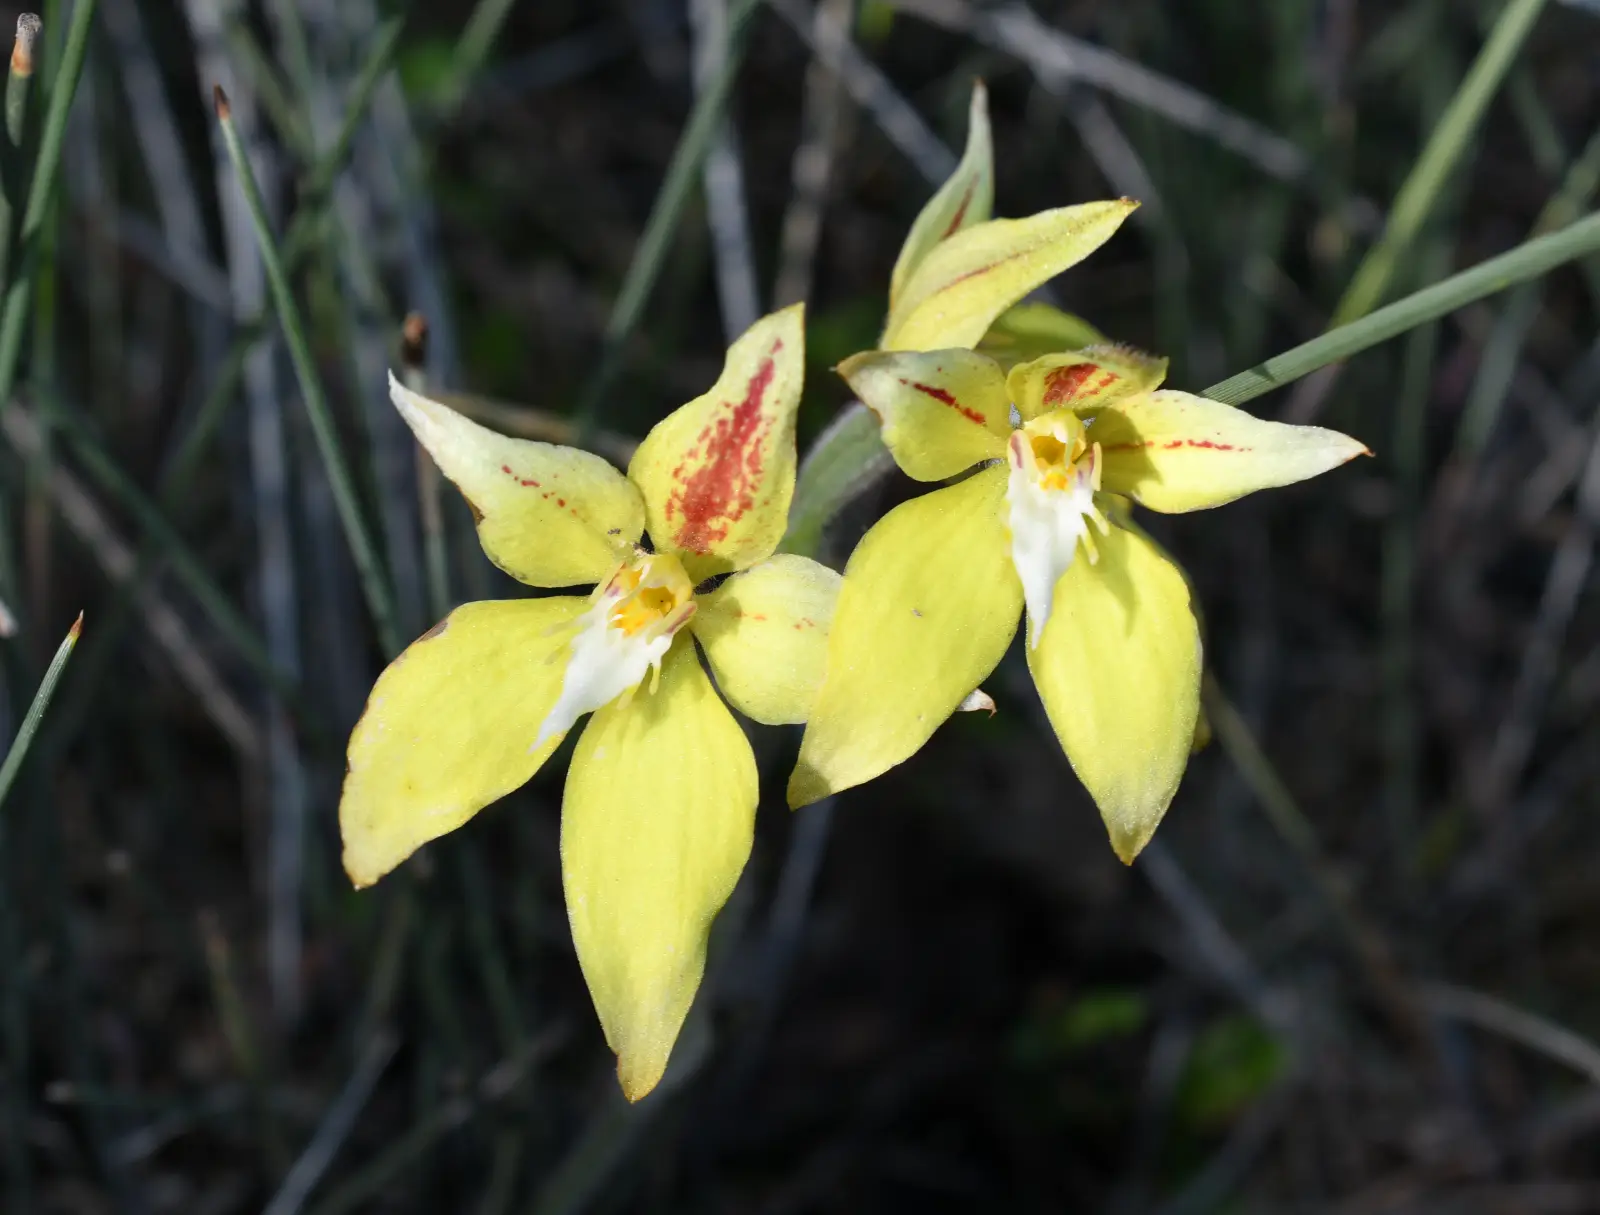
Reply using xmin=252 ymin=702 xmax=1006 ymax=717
xmin=400 ymin=311 xmax=429 ymax=370
xmin=68 ymin=610 xmax=83 ymax=640
xmin=11 ymin=14 xmax=39 ymax=76
xmin=212 ymin=84 xmax=231 ymax=121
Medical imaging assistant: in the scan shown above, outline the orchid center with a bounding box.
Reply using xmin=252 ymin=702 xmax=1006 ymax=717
xmin=603 ymin=553 xmax=697 ymax=641
xmin=1005 ymin=409 xmax=1111 ymax=645
xmin=535 ymin=551 xmax=697 ymax=747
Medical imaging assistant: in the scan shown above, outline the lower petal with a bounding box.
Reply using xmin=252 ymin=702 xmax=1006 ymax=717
xmin=340 ymin=597 xmax=586 ymax=888
xmin=1027 ymin=523 xmax=1201 ymax=863
xmin=790 ymin=467 xmax=1022 ymax=807
xmin=562 ymin=639 xmax=758 ymax=1101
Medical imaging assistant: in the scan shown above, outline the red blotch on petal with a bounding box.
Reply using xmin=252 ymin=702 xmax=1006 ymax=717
xmin=667 ymin=350 xmax=780 ymax=553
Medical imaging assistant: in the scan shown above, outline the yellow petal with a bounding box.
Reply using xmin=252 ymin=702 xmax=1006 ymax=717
xmin=977 ymin=302 xmax=1106 ymax=369
xmin=1091 ymin=390 xmax=1371 ymax=513
xmin=691 ymin=553 xmax=841 ymax=725
xmin=390 ymin=374 xmax=643 ymax=587
xmin=881 ymin=199 xmax=1138 ymax=353
xmin=836 ymin=348 xmax=1009 ymax=481
xmin=562 ymin=638 xmax=757 ymax=1101
xmin=1026 ymin=522 xmax=1200 ymax=863
xmin=1007 ymin=344 xmax=1169 ymax=421
xmin=340 ymin=597 xmax=586 ymax=888
xmin=790 ymin=467 xmax=1021 ymax=807
xmin=889 ymin=80 xmax=993 ymax=310
xmin=629 ymin=305 xmax=805 ymax=581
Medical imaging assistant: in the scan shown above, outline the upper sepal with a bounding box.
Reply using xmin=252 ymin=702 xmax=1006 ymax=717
xmin=630 ymin=305 xmax=805 ymax=580
xmin=881 ymin=199 xmax=1138 ymax=352
xmin=889 ymin=80 xmax=993 ymax=311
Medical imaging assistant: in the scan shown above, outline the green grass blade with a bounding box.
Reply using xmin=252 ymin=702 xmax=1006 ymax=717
xmin=0 ymin=610 xmax=77 ymax=811
xmin=0 ymin=0 xmax=92 ymax=415
xmin=1331 ymin=0 xmax=1548 ymax=325
xmin=439 ymin=0 xmax=519 ymax=111
xmin=214 ymin=87 xmax=403 ymax=658
xmin=1205 ymin=210 xmax=1600 ymax=407
xmin=0 ymin=14 xmax=41 ymax=297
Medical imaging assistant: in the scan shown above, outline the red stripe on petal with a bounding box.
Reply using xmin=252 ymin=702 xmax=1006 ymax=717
xmin=898 ymin=377 xmax=988 ymax=425
xmin=941 ymin=179 xmax=978 ymax=239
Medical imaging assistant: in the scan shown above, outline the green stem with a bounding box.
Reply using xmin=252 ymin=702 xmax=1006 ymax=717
xmin=0 ymin=610 xmax=76 ymax=812
xmin=1331 ymin=0 xmax=1548 ymax=325
xmin=214 ymin=87 xmax=403 ymax=658
xmin=1204 ymin=210 xmax=1600 ymax=407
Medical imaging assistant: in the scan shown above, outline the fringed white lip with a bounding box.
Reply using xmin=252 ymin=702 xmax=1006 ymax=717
xmin=535 ymin=553 xmax=696 ymax=748
xmin=1006 ymin=412 xmax=1109 ymax=646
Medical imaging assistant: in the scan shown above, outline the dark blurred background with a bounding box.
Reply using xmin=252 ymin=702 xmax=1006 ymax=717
xmin=6 ymin=0 xmax=1600 ymax=1210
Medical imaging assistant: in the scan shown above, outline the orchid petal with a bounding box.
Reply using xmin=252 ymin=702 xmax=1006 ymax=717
xmin=881 ymin=199 xmax=1137 ymax=352
xmin=562 ymin=639 xmax=757 ymax=1101
xmin=692 ymin=553 xmax=841 ymax=725
xmin=630 ymin=305 xmax=805 ymax=580
xmin=1007 ymin=345 xmax=1169 ymax=421
xmin=390 ymin=374 xmax=643 ymax=587
xmin=1027 ymin=522 xmax=1200 ymax=863
xmin=837 ymin=348 xmax=1010 ymax=481
xmin=340 ymin=598 xmax=585 ymax=888
xmin=790 ymin=467 xmax=1022 ymax=807
xmin=1092 ymin=390 xmax=1370 ymax=513
xmin=889 ymin=80 xmax=993 ymax=310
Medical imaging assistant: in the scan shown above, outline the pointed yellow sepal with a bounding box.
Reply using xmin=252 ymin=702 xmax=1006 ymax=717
xmin=881 ymin=199 xmax=1138 ymax=353
xmin=629 ymin=305 xmax=805 ymax=581
xmin=341 ymin=597 xmax=586 ymax=888
xmin=1090 ymin=390 xmax=1371 ymax=513
xmin=562 ymin=639 xmax=758 ymax=1101
xmin=889 ymin=80 xmax=993 ymax=310
xmin=389 ymin=374 xmax=644 ymax=587
xmin=691 ymin=553 xmax=842 ymax=725
xmin=790 ymin=467 xmax=1022 ymax=807
xmin=836 ymin=348 xmax=1010 ymax=481
xmin=1027 ymin=522 xmax=1201 ymax=863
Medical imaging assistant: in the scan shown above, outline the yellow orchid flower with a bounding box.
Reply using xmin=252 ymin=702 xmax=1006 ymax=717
xmin=339 ymin=305 xmax=841 ymax=1101
xmin=789 ymin=343 xmax=1369 ymax=862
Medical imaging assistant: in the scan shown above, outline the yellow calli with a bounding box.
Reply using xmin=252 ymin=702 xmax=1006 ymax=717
xmin=341 ymin=304 xmax=841 ymax=1102
xmin=793 ymin=346 xmax=1368 ymax=862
